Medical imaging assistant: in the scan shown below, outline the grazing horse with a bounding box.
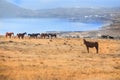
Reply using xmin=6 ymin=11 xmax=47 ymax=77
xmin=49 ymin=33 xmax=57 ymax=39
xmin=17 ymin=32 xmax=27 ymax=39
xmin=28 ymin=33 xmax=40 ymax=39
xmin=40 ymin=33 xmax=49 ymax=39
xmin=101 ymin=35 xmax=114 ymax=39
xmin=101 ymin=35 xmax=108 ymax=39
xmin=83 ymin=39 xmax=99 ymax=53
xmin=108 ymin=36 xmax=114 ymax=39
xmin=5 ymin=32 xmax=14 ymax=38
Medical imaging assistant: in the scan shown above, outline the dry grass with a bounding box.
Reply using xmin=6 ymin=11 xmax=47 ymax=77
xmin=0 ymin=37 xmax=120 ymax=80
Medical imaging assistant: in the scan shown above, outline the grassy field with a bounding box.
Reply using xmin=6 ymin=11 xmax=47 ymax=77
xmin=0 ymin=37 xmax=120 ymax=80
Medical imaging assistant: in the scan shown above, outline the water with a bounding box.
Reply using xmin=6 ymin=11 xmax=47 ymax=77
xmin=0 ymin=18 xmax=103 ymax=35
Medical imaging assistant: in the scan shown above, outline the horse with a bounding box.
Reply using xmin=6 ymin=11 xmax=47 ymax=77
xmin=101 ymin=35 xmax=108 ymax=39
xmin=101 ymin=35 xmax=114 ymax=39
xmin=28 ymin=34 xmax=34 ymax=38
xmin=83 ymin=39 xmax=99 ymax=53
xmin=28 ymin=33 xmax=40 ymax=39
xmin=108 ymin=36 xmax=114 ymax=39
xmin=5 ymin=32 xmax=14 ymax=38
xmin=17 ymin=32 xmax=27 ymax=39
xmin=49 ymin=33 xmax=57 ymax=39
xmin=40 ymin=33 xmax=49 ymax=39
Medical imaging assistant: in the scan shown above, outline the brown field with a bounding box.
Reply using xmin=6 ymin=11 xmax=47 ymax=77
xmin=0 ymin=37 xmax=120 ymax=80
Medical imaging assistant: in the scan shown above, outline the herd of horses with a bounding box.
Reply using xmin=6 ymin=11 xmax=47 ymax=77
xmin=5 ymin=32 xmax=57 ymax=39
xmin=5 ymin=32 xmax=118 ymax=54
xmin=5 ymin=32 xmax=99 ymax=54
xmin=101 ymin=35 xmax=114 ymax=39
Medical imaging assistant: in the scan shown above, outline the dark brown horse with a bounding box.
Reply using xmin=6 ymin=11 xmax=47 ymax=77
xmin=5 ymin=32 xmax=14 ymax=38
xmin=17 ymin=32 xmax=27 ymax=39
xmin=40 ymin=33 xmax=49 ymax=39
xmin=83 ymin=39 xmax=99 ymax=53
xmin=49 ymin=33 xmax=57 ymax=39
xmin=28 ymin=33 xmax=40 ymax=39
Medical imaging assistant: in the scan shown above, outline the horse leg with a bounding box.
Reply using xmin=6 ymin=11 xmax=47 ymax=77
xmin=18 ymin=36 xmax=20 ymax=39
xmin=22 ymin=36 xmax=24 ymax=39
xmin=87 ymin=47 xmax=89 ymax=53
xmin=95 ymin=46 xmax=99 ymax=53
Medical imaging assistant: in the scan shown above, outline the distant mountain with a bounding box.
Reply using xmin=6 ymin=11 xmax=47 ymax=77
xmin=1 ymin=0 xmax=120 ymax=23
xmin=36 ymin=8 xmax=113 ymax=23
xmin=0 ymin=0 xmax=36 ymax=18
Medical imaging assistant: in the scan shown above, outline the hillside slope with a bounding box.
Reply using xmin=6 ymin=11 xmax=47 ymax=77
xmin=100 ymin=16 xmax=120 ymax=37
xmin=0 ymin=38 xmax=120 ymax=80
xmin=0 ymin=0 xmax=36 ymax=18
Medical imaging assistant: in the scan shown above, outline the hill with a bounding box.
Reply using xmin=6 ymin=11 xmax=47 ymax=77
xmin=0 ymin=38 xmax=120 ymax=80
xmin=100 ymin=16 xmax=120 ymax=37
xmin=0 ymin=0 xmax=36 ymax=18
xmin=1 ymin=0 xmax=120 ymax=23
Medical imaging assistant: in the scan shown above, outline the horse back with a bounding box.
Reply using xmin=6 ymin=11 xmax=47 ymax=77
xmin=86 ymin=41 xmax=98 ymax=47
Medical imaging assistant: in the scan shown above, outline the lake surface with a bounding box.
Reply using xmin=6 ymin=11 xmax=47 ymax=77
xmin=0 ymin=18 xmax=103 ymax=35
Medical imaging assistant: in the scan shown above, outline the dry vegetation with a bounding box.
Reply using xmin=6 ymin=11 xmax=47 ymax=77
xmin=0 ymin=37 xmax=120 ymax=80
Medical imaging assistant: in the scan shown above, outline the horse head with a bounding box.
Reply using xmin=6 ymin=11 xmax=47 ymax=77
xmin=24 ymin=32 xmax=27 ymax=35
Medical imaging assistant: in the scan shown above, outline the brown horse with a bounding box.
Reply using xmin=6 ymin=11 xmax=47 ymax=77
xmin=40 ymin=33 xmax=49 ymax=39
xmin=5 ymin=32 xmax=14 ymax=38
xmin=17 ymin=32 xmax=27 ymax=39
xmin=83 ymin=39 xmax=99 ymax=53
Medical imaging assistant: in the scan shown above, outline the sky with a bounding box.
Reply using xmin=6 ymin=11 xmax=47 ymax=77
xmin=6 ymin=0 xmax=120 ymax=10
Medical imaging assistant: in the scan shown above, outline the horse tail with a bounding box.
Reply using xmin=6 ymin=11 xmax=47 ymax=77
xmin=95 ymin=42 xmax=99 ymax=47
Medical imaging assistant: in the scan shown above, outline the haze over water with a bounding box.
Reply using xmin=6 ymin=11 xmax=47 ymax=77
xmin=0 ymin=18 xmax=103 ymax=35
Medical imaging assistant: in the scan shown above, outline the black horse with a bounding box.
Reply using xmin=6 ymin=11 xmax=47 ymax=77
xmin=28 ymin=33 xmax=40 ymax=39
xmin=101 ymin=35 xmax=114 ymax=39
xmin=101 ymin=35 xmax=108 ymax=39
xmin=49 ymin=33 xmax=57 ymax=39
xmin=17 ymin=32 xmax=27 ymax=39
xmin=83 ymin=39 xmax=99 ymax=53
xmin=108 ymin=36 xmax=114 ymax=39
